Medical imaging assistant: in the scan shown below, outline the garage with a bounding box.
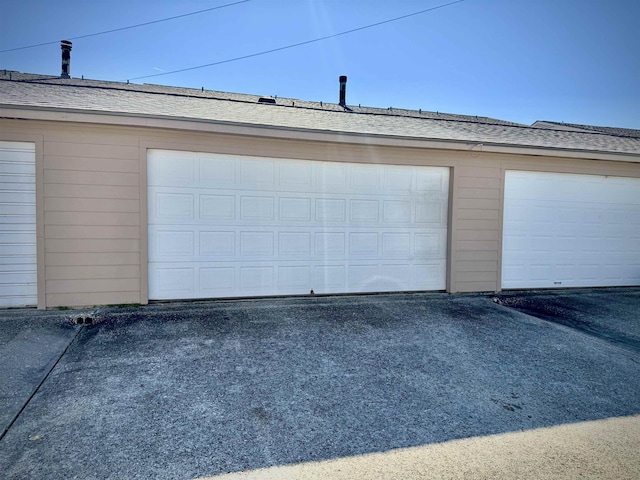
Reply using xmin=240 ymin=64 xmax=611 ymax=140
xmin=147 ymin=150 xmax=449 ymax=299
xmin=502 ymin=171 xmax=640 ymax=289
xmin=0 ymin=141 xmax=37 ymax=307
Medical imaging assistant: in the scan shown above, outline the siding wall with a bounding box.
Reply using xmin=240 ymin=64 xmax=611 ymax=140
xmin=452 ymin=164 xmax=502 ymax=293
xmin=42 ymin=130 xmax=141 ymax=307
xmin=1 ymin=118 xmax=638 ymax=307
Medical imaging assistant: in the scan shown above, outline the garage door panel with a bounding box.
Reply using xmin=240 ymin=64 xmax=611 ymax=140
xmin=0 ymin=142 xmax=36 ymax=307
xmin=147 ymin=151 xmax=196 ymax=185
xmin=278 ymin=232 xmax=310 ymax=256
xmin=200 ymin=156 xmax=235 ymax=184
xmin=414 ymin=262 xmax=447 ymax=289
xmin=278 ymin=266 xmax=310 ymax=291
xmin=1 ymin=204 xmax=36 ymax=217
xmin=240 ymin=266 xmax=274 ymax=293
xmin=241 ymin=196 xmax=274 ymax=221
xmin=315 ymin=232 xmax=345 ymax=256
xmin=502 ymin=171 xmax=640 ymax=289
xmin=148 ymin=151 xmax=448 ymax=299
xmin=200 ymin=231 xmax=235 ymax=256
xmin=280 ymin=197 xmax=311 ymax=221
xmin=0 ymin=159 xmax=34 ymax=174
xmin=279 ymin=161 xmax=312 ymax=188
xmin=313 ymin=265 xmax=345 ymax=292
xmin=200 ymin=267 xmax=235 ymax=296
xmin=148 ymin=266 xmax=195 ymax=299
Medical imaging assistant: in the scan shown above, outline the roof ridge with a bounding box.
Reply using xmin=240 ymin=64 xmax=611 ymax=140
xmin=0 ymin=72 xmax=524 ymax=127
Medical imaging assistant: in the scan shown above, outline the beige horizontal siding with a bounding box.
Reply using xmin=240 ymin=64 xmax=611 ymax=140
xmin=46 ymin=252 xmax=140 ymax=266
xmin=455 ymin=166 xmax=501 ymax=178
xmin=44 ymin=130 xmax=140 ymax=147
xmin=45 ymin=198 xmax=139 ymax=213
xmin=456 ymin=230 xmax=500 ymax=241
xmin=46 ymin=239 xmax=140 ymax=253
xmin=44 ymin=184 xmax=139 ymax=199
xmin=451 ymin=164 xmax=504 ymax=293
xmin=46 ymin=278 xmax=140 ymax=295
xmin=47 ymin=265 xmax=140 ymax=280
xmin=44 ymin=170 xmax=139 ymax=186
xmin=455 ymin=281 xmax=498 ymax=293
xmin=36 ymin=129 xmax=143 ymax=307
xmin=45 ymin=212 xmax=139 ymax=226
xmin=458 ymin=271 xmax=498 ymax=282
xmin=457 ymin=209 xmax=501 ymax=220
xmin=457 ymin=198 xmax=501 ymax=210
xmin=456 ymin=261 xmax=498 ymax=272
xmin=458 ymin=187 xmax=500 ymax=199
xmin=45 ymin=226 xmax=140 ymax=239
xmin=457 ymin=176 xmax=501 ymax=189
xmin=46 ymin=291 xmax=140 ymax=308
xmin=456 ymin=219 xmax=501 ymax=230
xmin=47 ymin=156 xmax=139 ymax=173
xmin=44 ymin=141 xmax=138 ymax=159
xmin=456 ymin=250 xmax=498 ymax=261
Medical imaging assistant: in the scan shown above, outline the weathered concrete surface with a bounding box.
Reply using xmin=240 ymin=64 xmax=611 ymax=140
xmin=0 ymin=290 xmax=638 ymax=479
xmin=0 ymin=308 xmax=80 ymax=438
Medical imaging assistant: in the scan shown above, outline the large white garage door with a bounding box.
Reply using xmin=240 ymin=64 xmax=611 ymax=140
xmin=502 ymin=171 xmax=640 ymax=289
xmin=148 ymin=150 xmax=448 ymax=299
xmin=0 ymin=141 xmax=37 ymax=307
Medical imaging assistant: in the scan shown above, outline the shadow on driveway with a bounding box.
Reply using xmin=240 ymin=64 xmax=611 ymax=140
xmin=1 ymin=291 xmax=639 ymax=479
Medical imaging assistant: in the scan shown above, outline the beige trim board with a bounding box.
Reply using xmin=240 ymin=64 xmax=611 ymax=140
xmin=2 ymin=105 xmax=639 ymax=164
xmin=138 ymin=144 xmax=148 ymax=305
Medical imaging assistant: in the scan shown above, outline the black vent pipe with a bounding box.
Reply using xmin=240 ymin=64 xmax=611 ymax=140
xmin=61 ymin=40 xmax=72 ymax=78
xmin=339 ymin=75 xmax=347 ymax=106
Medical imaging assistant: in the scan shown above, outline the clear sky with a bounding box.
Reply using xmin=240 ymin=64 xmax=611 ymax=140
xmin=1 ymin=0 xmax=638 ymax=128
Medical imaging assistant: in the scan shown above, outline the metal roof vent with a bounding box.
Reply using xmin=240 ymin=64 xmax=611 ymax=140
xmin=60 ymin=40 xmax=72 ymax=78
xmin=258 ymin=97 xmax=276 ymax=104
xmin=339 ymin=75 xmax=347 ymax=106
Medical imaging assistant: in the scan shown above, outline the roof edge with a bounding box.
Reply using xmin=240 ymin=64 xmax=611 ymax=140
xmin=1 ymin=104 xmax=639 ymax=163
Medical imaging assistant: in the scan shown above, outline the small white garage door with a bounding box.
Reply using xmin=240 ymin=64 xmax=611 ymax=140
xmin=0 ymin=141 xmax=37 ymax=307
xmin=148 ymin=150 xmax=449 ymax=299
xmin=502 ymin=171 xmax=640 ymax=289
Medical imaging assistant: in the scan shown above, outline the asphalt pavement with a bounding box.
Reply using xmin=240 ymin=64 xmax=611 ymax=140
xmin=0 ymin=288 xmax=639 ymax=479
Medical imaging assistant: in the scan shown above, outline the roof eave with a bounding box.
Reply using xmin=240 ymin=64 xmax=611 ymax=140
xmin=1 ymin=104 xmax=639 ymax=163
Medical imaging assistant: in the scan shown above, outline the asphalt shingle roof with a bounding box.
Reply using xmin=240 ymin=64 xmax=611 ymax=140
xmin=1 ymin=71 xmax=639 ymax=156
xmin=532 ymin=121 xmax=640 ymax=139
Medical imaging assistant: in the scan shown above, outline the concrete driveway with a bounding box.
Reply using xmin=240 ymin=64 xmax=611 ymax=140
xmin=1 ymin=289 xmax=639 ymax=479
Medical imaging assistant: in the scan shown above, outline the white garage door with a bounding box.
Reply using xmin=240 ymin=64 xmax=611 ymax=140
xmin=502 ymin=171 xmax=640 ymax=289
xmin=0 ymin=141 xmax=37 ymax=307
xmin=148 ymin=150 xmax=448 ymax=299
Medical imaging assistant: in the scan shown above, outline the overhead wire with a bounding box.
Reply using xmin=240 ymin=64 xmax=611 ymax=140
xmin=0 ymin=0 xmax=251 ymax=54
xmin=124 ymin=0 xmax=465 ymax=82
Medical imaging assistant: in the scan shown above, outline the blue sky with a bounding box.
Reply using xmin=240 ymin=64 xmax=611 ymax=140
xmin=1 ymin=0 xmax=638 ymax=128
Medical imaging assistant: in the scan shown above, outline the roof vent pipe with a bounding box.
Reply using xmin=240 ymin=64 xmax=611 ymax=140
xmin=339 ymin=75 xmax=347 ymax=106
xmin=60 ymin=40 xmax=72 ymax=78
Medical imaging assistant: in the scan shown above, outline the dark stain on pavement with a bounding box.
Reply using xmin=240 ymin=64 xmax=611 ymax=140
xmin=494 ymin=290 xmax=640 ymax=353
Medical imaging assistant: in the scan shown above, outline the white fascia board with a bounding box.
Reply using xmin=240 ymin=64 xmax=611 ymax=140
xmin=1 ymin=105 xmax=639 ymax=164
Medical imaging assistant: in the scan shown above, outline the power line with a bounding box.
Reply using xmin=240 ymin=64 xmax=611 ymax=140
xmin=125 ymin=0 xmax=465 ymax=82
xmin=0 ymin=0 xmax=251 ymax=54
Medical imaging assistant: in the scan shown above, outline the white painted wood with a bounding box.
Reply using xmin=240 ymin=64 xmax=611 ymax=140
xmin=148 ymin=150 xmax=449 ymax=299
xmin=0 ymin=141 xmax=37 ymax=307
xmin=502 ymin=171 xmax=640 ymax=289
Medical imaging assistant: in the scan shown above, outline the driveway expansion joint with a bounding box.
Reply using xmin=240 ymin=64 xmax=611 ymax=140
xmin=0 ymin=324 xmax=84 ymax=442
